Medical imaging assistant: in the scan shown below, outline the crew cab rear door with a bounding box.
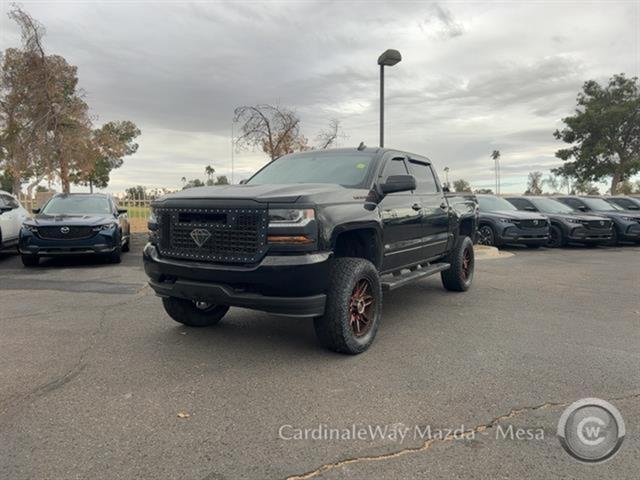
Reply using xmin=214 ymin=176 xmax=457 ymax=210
xmin=407 ymin=158 xmax=450 ymax=258
xmin=378 ymin=155 xmax=424 ymax=272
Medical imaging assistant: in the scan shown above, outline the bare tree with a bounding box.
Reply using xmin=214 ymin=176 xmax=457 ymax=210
xmin=234 ymin=105 xmax=308 ymax=161
xmin=316 ymin=119 xmax=345 ymax=149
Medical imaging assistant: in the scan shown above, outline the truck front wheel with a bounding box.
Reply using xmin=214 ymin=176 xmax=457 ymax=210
xmin=162 ymin=297 xmax=229 ymax=327
xmin=441 ymin=236 xmax=475 ymax=292
xmin=314 ymin=258 xmax=382 ymax=355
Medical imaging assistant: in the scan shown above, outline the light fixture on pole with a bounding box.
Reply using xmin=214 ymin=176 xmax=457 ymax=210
xmin=377 ymin=49 xmax=402 ymax=148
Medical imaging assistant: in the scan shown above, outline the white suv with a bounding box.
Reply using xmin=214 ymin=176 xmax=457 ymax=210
xmin=0 ymin=190 xmax=30 ymax=250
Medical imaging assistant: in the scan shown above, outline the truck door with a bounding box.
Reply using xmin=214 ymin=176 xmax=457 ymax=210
xmin=378 ymin=156 xmax=424 ymax=272
xmin=407 ymin=158 xmax=450 ymax=259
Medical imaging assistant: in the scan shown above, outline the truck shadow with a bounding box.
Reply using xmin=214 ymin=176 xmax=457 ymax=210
xmin=148 ymin=280 xmax=445 ymax=358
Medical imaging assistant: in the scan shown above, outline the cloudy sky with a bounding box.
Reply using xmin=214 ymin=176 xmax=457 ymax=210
xmin=1 ymin=0 xmax=638 ymax=193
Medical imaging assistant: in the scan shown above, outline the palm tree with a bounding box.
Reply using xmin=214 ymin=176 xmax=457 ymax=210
xmin=490 ymin=150 xmax=501 ymax=194
xmin=205 ymin=165 xmax=215 ymax=182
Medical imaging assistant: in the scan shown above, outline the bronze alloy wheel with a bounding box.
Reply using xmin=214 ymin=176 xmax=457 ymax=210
xmin=349 ymin=279 xmax=375 ymax=337
xmin=461 ymin=247 xmax=472 ymax=279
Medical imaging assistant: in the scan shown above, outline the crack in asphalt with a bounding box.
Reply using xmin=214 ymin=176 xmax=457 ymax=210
xmin=285 ymin=392 xmax=640 ymax=480
xmin=0 ymin=285 xmax=150 ymax=423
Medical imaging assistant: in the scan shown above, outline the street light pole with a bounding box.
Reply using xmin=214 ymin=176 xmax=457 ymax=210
xmin=380 ymin=64 xmax=384 ymax=148
xmin=377 ymin=49 xmax=402 ymax=148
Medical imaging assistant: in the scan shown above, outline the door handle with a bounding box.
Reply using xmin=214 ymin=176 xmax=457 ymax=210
xmin=411 ymin=203 xmax=422 ymax=211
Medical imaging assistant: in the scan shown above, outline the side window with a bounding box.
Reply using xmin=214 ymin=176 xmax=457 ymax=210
xmin=408 ymin=160 xmax=438 ymax=194
xmin=383 ymin=157 xmax=408 ymax=178
xmin=616 ymin=198 xmax=636 ymax=209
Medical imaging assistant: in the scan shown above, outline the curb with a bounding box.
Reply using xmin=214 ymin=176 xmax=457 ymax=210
xmin=474 ymin=245 xmax=514 ymax=260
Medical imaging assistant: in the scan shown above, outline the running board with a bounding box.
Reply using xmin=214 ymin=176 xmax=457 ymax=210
xmin=381 ymin=263 xmax=450 ymax=291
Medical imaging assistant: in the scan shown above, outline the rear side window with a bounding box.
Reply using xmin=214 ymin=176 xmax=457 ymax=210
xmin=408 ymin=160 xmax=438 ymax=194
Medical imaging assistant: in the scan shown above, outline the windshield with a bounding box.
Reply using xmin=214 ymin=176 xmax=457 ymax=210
xmin=247 ymin=152 xmax=375 ymax=187
xmin=530 ymin=197 xmax=575 ymax=214
xmin=42 ymin=196 xmax=112 ymax=215
xmin=477 ymin=195 xmax=517 ymax=211
xmin=581 ymin=198 xmax=622 ymax=211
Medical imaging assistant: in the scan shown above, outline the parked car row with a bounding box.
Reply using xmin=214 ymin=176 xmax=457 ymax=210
xmin=0 ymin=191 xmax=131 ymax=265
xmin=476 ymin=193 xmax=640 ymax=248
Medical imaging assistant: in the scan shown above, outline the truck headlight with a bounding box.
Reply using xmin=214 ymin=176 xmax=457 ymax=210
xmin=566 ymin=218 xmax=582 ymax=224
xmin=498 ymin=218 xmax=512 ymax=223
xmin=23 ymin=224 xmax=38 ymax=232
xmin=268 ymin=208 xmax=315 ymax=227
xmin=621 ymin=216 xmax=638 ymax=222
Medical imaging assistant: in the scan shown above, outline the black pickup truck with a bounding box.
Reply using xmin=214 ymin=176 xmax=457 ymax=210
xmin=144 ymin=147 xmax=477 ymax=354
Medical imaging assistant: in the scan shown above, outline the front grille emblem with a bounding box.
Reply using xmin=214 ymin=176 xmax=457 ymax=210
xmin=533 ymin=220 xmax=539 ymax=225
xmin=600 ymin=221 xmax=604 ymax=226
xmin=60 ymin=226 xmax=70 ymax=234
xmin=190 ymin=228 xmax=211 ymax=248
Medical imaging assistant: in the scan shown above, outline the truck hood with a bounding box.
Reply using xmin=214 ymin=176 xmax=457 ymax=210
xmin=26 ymin=213 xmax=117 ymax=227
xmin=156 ymin=183 xmax=360 ymax=204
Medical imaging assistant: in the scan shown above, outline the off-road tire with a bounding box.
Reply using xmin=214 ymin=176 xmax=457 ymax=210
xmin=162 ymin=297 xmax=230 ymax=327
xmin=21 ymin=254 xmax=39 ymax=267
xmin=108 ymin=245 xmax=122 ymax=264
xmin=313 ymin=257 xmax=382 ymax=355
xmin=441 ymin=236 xmax=475 ymax=292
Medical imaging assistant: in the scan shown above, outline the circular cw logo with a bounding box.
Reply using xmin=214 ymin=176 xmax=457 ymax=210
xmin=557 ymin=398 xmax=625 ymax=463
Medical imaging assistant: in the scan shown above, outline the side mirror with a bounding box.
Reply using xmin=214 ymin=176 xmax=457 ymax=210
xmin=577 ymin=205 xmax=588 ymax=212
xmin=442 ymin=185 xmax=451 ymax=193
xmin=381 ymin=175 xmax=416 ymax=195
xmin=117 ymin=208 xmax=128 ymax=215
xmin=524 ymin=206 xmax=537 ymax=212
xmin=32 ymin=208 xmax=41 ymax=214
xmin=239 ymin=179 xmax=248 ymax=185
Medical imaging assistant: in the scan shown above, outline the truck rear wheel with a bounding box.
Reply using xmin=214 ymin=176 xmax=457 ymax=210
xmin=314 ymin=258 xmax=382 ymax=355
xmin=441 ymin=236 xmax=474 ymax=292
xmin=162 ymin=297 xmax=229 ymax=327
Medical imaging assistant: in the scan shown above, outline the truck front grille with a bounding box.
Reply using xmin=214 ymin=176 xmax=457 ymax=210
xmin=156 ymin=207 xmax=268 ymax=263
xmin=37 ymin=226 xmax=95 ymax=240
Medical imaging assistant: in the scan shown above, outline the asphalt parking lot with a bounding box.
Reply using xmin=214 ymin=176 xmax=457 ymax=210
xmin=1 ymin=236 xmax=639 ymax=480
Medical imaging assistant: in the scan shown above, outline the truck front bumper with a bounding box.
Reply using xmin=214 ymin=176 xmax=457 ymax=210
xmin=143 ymin=243 xmax=329 ymax=317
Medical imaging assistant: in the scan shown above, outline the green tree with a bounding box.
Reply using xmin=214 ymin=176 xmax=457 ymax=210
xmin=182 ymin=178 xmax=205 ymax=190
xmin=0 ymin=6 xmax=139 ymax=194
xmin=524 ymin=171 xmax=544 ymax=195
xmin=125 ymin=185 xmax=145 ymax=199
xmin=452 ymin=179 xmax=471 ymax=192
xmin=553 ymin=74 xmax=640 ymax=195
xmin=70 ymin=121 xmax=141 ymax=191
xmin=572 ymin=179 xmax=600 ymax=195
